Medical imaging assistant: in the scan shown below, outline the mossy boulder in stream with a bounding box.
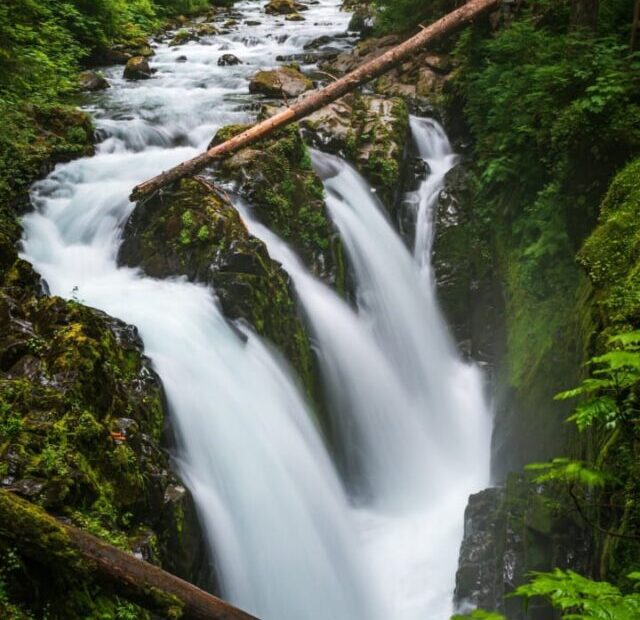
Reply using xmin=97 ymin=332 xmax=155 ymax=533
xmin=118 ymin=176 xmax=314 ymax=391
xmin=213 ymin=123 xmax=346 ymax=287
xmin=300 ymin=93 xmax=409 ymax=208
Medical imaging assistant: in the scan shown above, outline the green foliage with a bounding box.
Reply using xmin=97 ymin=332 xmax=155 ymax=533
xmin=512 ymin=569 xmax=640 ymax=619
xmin=372 ymin=0 xmax=452 ymax=33
xmin=555 ymin=331 xmax=640 ymax=431
xmin=451 ymin=610 xmax=506 ymax=620
xmin=526 ymin=458 xmax=608 ymax=488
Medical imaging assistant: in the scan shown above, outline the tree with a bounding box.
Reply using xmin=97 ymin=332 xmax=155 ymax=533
xmin=570 ymin=0 xmax=600 ymax=31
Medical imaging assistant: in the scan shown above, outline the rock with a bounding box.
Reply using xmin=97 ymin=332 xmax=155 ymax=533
xmin=285 ymin=12 xmax=306 ymax=20
xmin=78 ymin=70 xmax=110 ymax=91
xmin=176 ymin=55 xmax=188 ymax=63
xmin=455 ymin=476 xmax=592 ymax=618
xmin=100 ymin=39 xmax=154 ymax=64
xmin=303 ymin=35 xmax=333 ymax=49
xmin=249 ymin=66 xmax=313 ymax=98
xmin=195 ymin=23 xmax=218 ymax=36
xmin=276 ymin=51 xmax=336 ymax=64
xmin=123 ymin=56 xmax=152 ymax=80
xmin=213 ymin=123 xmax=343 ymax=286
xmin=265 ymin=0 xmax=306 ymax=14
xmin=245 ymin=20 xmax=262 ymax=26
xmin=169 ymin=29 xmax=197 ymax=46
xmin=218 ymin=53 xmax=242 ymax=66
xmin=300 ymin=93 xmax=410 ymax=206
xmin=118 ymin=175 xmax=315 ymax=391
xmin=348 ymin=7 xmax=374 ymax=35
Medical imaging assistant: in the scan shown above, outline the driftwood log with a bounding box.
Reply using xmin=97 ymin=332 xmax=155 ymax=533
xmin=0 ymin=489 xmax=258 ymax=620
xmin=130 ymin=0 xmax=500 ymax=202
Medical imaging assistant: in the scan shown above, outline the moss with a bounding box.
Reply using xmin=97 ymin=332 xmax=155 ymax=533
xmin=579 ymin=159 xmax=640 ymax=336
xmin=119 ymin=176 xmax=316 ymax=395
xmin=217 ymin=124 xmax=344 ymax=283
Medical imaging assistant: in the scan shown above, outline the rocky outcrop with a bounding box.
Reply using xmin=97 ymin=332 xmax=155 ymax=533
xmin=0 ymin=265 xmax=208 ymax=616
xmin=78 ymin=70 xmax=109 ymax=91
xmin=455 ymin=475 xmax=592 ymax=619
xmin=212 ymin=124 xmax=345 ymax=287
xmin=123 ymin=56 xmax=153 ymax=80
xmin=265 ymin=0 xmax=307 ymax=15
xmin=320 ymin=35 xmax=452 ymax=104
xmin=300 ymin=93 xmax=409 ymax=207
xmin=118 ymin=176 xmax=315 ymax=390
xmin=218 ymin=53 xmax=242 ymax=66
xmin=428 ymin=161 xmax=505 ymax=363
xmin=249 ymin=66 xmax=313 ymax=98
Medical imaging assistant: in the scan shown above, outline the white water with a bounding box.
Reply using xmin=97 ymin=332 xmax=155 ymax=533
xmin=238 ymin=144 xmax=491 ymax=619
xmin=20 ymin=1 xmax=491 ymax=618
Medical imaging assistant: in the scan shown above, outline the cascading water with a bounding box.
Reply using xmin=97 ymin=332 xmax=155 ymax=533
xmin=239 ymin=138 xmax=491 ymax=619
xmin=20 ymin=0 xmax=491 ymax=617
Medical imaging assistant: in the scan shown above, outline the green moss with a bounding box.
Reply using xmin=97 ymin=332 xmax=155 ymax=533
xmin=579 ymin=159 xmax=640 ymax=335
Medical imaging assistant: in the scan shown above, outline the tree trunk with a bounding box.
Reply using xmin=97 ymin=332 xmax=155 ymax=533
xmin=0 ymin=490 xmax=258 ymax=620
xmin=130 ymin=0 xmax=500 ymax=203
xmin=632 ymin=0 xmax=640 ymax=51
xmin=570 ymin=0 xmax=599 ymax=31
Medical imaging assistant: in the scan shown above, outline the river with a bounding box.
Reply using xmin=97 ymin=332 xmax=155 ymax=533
xmin=22 ymin=1 xmax=491 ymax=618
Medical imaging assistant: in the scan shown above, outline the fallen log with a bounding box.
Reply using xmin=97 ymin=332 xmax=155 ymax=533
xmin=0 ymin=489 xmax=258 ymax=620
xmin=130 ymin=0 xmax=500 ymax=202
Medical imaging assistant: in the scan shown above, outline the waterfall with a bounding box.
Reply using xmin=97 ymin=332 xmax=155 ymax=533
xmin=238 ymin=130 xmax=491 ymax=619
xmin=20 ymin=0 xmax=491 ymax=617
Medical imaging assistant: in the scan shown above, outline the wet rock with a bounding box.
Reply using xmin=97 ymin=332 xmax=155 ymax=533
xmin=285 ymin=12 xmax=306 ymax=21
xmin=176 ymin=55 xmax=188 ymax=63
xmin=78 ymin=70 xmax=110 ymax=92
xmin=304 ymin=35 xmax=334 ymax=50
xmin=213 ymin=124 xmax=344 ymax=286
xmin=249 ymin=66 xmax=313 ymax=98
xmin=265 ymin=0 xmax=306 ymax=14
xmin=455 ymin=475 xmax=592 ymax=618
xmin=245 ymin=20 xmax=262 ymax=26
xmin=118 ymin=176 xmax=315 ymax=387
xmin=123 ymin=56 xmax=153 ymax=80
xmin=347 ymin=7 xmax=374 ymax=35
xmin=100 ymin=39 xmax=154 ymax=64
xmin=169 ymin=29 xmax=197 ymax=47
xmin=300 ymin=93 xmax=409 ymax=206
xmin=218 ymin=53 xmax=242 ymax=66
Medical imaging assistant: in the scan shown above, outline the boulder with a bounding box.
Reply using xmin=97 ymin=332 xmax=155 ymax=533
xmin=455 ymin=476 xmax=592 ymax=618
xmin=300 ymin=93 xmax=410 ymax=206
xmin=213 ymin=123 xmax=344 ymax=285
xmin=118 ymin=176 xmax=315 ymax=391
xmin=101 ymin=38 xmax=154 ymax=64
xmin=249 ymin=66 xmax=313 ymax=98
xmin=123 ymin=56 xmax=153 ymax=80
xmin=169 ymin=29 xmax=197 ymax=46
xmin=218 ymin=53 xmax=242 ymax=66
xmin=265 ymin=0 xmax=306 ymax=14
xmin=78 ymin=70 xmax=110 ymax=91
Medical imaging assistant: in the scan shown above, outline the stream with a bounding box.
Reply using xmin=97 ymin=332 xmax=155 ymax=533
xmin=21 ymin=1 xmax=492 ymax=618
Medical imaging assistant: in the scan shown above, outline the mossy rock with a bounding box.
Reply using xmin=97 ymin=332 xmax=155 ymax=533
xmin=264 ymin=0 xmax=306 ymax=15
xmin=579 ymin=158 xmax=640 ymax=336
xmin=118 ymin=176 xmax=315 ymax=392
xmin=0 ymin=282 xmax=204 ymax=616
xmin=455 ymin=474 xmax=592 ymax=618
xmin=301 ymin=93 xmax=410 ymax=207
xmin=213 ymin=123 xmax=346 ymax=287
xmin=249 ymin=66 xmax=313 ymax=99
